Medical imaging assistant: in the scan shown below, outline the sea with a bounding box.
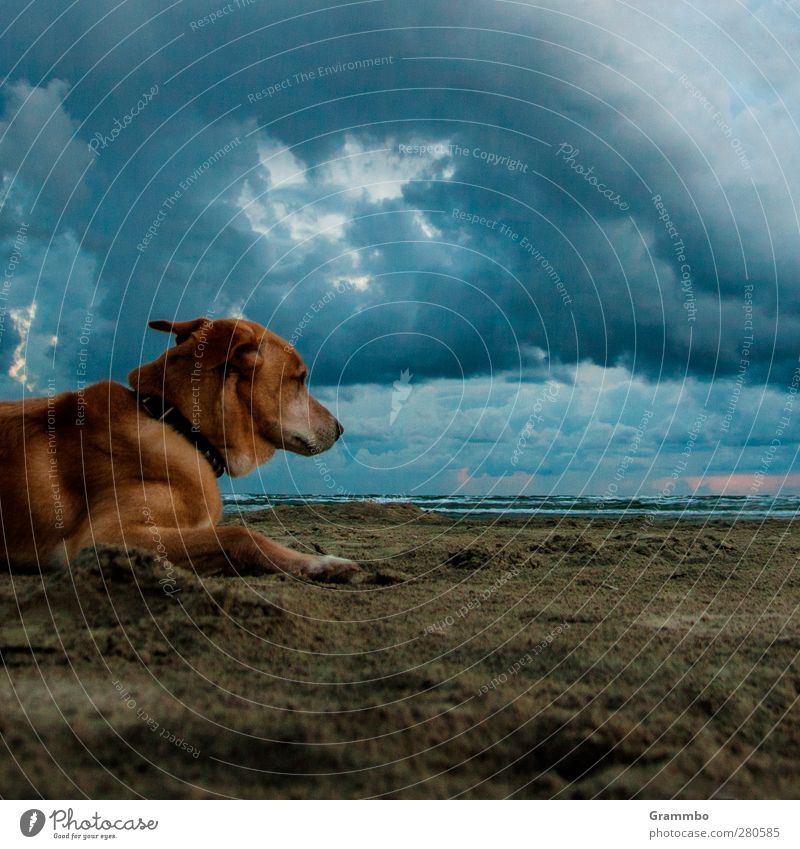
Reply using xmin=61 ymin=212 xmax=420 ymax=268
xmin=221 ymin=493 xmax=800 ymax=520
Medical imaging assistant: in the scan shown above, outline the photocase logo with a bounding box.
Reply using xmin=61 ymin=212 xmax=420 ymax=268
xmin=19 ymin=809 xmax=45 ymax=837
xmin=390 ymin=369 xmax=413 ymax=425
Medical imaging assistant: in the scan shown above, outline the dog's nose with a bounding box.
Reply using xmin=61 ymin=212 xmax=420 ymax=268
xmin=335 ymin=419 xmax=344 ymax=439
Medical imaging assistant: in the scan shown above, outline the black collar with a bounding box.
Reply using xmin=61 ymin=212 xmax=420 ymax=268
xmin=138 ymin=395 xmax=226 ymax=478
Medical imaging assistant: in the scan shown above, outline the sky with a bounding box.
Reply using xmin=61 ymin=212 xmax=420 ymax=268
xmin=1 ymin=0 xmax=799 ymax=498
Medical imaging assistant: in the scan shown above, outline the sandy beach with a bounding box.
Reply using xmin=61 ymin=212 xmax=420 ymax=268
xmin=1 ymin=502 xmax=798 ymax=799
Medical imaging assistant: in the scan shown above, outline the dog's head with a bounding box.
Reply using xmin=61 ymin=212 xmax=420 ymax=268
xmin=127 ymin=317 xmax=343 ymax=477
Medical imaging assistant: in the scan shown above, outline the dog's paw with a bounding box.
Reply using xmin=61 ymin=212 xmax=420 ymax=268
xmin=303 ymin=555 xmax=362 ymax=583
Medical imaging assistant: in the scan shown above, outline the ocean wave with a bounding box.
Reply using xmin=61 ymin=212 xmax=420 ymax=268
xmin=221 ymin=493 xmax=800 ymax=519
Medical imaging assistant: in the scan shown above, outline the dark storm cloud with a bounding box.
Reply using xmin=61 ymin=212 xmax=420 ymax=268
xmin=0 ymin=0 xmax=798 ymax=398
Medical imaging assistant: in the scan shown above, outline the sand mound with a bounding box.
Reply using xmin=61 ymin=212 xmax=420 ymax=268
xmin=445 ymin=546 xmax=492 ymax=569
xmin=239 ymin=500 xmax=429 ymax=526
xmin=11 ymin=545 xmax=282 ymax=665
xmin=60 ymin=544 xmax=278 ymax=619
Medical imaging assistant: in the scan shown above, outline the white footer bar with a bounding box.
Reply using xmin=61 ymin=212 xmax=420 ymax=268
xmin=2 ymin=800 xmax=797 ymax=848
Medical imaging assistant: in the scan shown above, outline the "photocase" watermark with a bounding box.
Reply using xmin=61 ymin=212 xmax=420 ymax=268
xmin=88 ymin=84 xmax=158 ymax=156
xmin=511 ymin=380 xmax=560 ymax=466
xmin=141 ymin=507 xmax=181 ymax=597
xmin=555 ymin=143 xmax=630 ymax=210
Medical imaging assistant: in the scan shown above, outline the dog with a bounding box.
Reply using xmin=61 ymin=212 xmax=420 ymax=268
xmin=0 ymin=316 xmax=360 ymax=581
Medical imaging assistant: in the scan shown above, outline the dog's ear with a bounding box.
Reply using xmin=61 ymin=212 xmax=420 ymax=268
xmin=203 ymin=322 xmax=262 ymax=372
xmin=131 ymin=318 xmax=262 ymax=395
xmin=226 ymin=339 xmax=261 ymax=372
xmin=148 ymin=317 xmax=209 ymax=346
xmin=150 ymin=317 xmax=261 ymax=372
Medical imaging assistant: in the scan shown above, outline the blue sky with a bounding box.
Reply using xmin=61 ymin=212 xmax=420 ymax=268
xmin=1 ymin=0 xmax=799 ymax=497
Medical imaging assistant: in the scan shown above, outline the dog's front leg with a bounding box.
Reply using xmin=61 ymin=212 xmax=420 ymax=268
xmin=72 ymin=522 xmax=360 ymax=582
xmin=215 ymin=525 xmax=361 ymax=582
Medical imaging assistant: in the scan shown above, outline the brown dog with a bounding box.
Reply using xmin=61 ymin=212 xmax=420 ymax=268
xmin=0 ymin=317 xmax=359 ymax=581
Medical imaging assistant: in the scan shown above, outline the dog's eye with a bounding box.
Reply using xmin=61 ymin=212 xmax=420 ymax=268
xmin=298 ymin=371 xmax=307 ymax=385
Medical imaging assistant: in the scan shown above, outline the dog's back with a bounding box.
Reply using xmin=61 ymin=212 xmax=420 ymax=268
xmin=0 ymin=383 xmax=138 ymax=569
xmin=0 ymin=392 xmax=73 ymax=569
